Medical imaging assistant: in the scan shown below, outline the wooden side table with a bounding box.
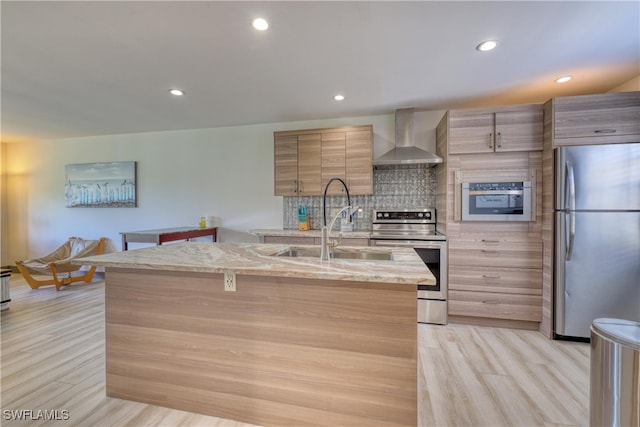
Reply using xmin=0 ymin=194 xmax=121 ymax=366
xmin=120 ymin=226 xmax=217 ymax=251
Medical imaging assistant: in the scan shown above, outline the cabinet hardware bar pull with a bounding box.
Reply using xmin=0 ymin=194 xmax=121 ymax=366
xmin=488 ymin=133 xmax=494 ymax=149
xmin=482 ymin=300 xmax=501 ymax=305
xmin=481 ymin=239 xmax=500 ymax=243
xmin=482 ymin=275 xmax=501 ymax=279
xmin=481 ymin=249 xmax=498 ymax=253
xmin=496 ymin=132 xmax=502 ymax=148
xmin=594 ymin=129 xmax=617 ymax=134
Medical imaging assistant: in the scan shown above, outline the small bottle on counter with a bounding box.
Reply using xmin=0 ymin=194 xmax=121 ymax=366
xmin=199 ymin=216 xmax=206 ymax=228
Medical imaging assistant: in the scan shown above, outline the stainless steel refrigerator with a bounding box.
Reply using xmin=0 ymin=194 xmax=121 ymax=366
xmin=554 ymin=142 xmax=640 ymax=340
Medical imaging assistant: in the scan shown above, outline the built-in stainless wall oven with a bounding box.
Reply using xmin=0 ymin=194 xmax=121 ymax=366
xmin=370 ymin=209 xmax=447 ymax=325
xmin=462 ymin=181 xmax=532 ymax=221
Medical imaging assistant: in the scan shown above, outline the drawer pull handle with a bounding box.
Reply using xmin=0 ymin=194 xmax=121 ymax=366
xmin=482 ymin=300 xmax=501 ymax=305
xmin=481 ymin=249 xmax=498 ymax=254
xmin=482 ymin=275 xmax=501 ymax=279
xmin=594 ymin=129 xmax=616 ymax=134
xmin=482 ymin=239 xmax=499 ymax=244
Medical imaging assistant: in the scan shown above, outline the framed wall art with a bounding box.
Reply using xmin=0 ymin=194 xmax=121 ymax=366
xmin=65 ymin=161 xmax=137 ymax=208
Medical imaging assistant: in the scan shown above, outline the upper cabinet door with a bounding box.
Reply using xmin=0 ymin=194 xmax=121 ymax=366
xmin=346 ymin=127 xmax=373 ymax=195
xmin=553 ymin=92 xmax=640 ymax=145
xmin=297 ymin=133 xmax=322 ymax=196
xmin=321 ymin=131 xmax=347 ymax=195
xmin=495 ymin=106 xmax=543 ymax=152
xmin=448 ymin=112 xmax=495 ymax=154
xmin=448 ymin=105 xmax=543 ymax=154
xmin=274 ymin=135 xmax=299 ymax=196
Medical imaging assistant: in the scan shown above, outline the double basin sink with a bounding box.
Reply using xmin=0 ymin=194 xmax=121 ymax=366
xmin=274 ymin=246 xmax=393 ymax=261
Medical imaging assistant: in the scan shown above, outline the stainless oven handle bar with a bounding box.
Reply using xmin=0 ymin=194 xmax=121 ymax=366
xmin=468 ymin=190 xmax=524 ymax=196
xmin=371 ymin=240 xmax=443 ymax=248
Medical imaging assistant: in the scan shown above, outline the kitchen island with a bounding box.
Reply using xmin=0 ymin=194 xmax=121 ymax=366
xmin=78 ymin=242 xmax=434 ymax=427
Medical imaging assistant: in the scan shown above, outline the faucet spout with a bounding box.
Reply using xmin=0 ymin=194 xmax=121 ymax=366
xmin=320 ymin=205 xmax=352 ymax=261
xmin=323 ymin=177 xmax=351 ymax=227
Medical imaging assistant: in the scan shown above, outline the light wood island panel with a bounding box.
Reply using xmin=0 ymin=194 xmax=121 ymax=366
xmin=105 ymin=268 xmax=417 ymax=427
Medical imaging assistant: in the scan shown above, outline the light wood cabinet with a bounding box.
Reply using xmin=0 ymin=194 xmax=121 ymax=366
xmin=448 ymin=266 xmax=542 ymax=295
xmin=436 ymin=103 xmax=544 ymax=329
xmin=550 ymin=91 xmax=640 ymax=146
xmin=448 ymin=238 xmax=542 ymax=270
xmin=447 ymin=237 xmax=542 ymax=322
xmin=297 ymin=134 xmax=322 ymax=196
xmin=274 ymin=135 xmax=299 ymax=196
xmin=448 ymin=290 xmax=542 ymax=322
xmin=448 ymin=104 xmax=543 ymax=154
xmin=321 ymin=131 xmax=347 ymax=195
xmin=274 ymin=125 xmax=373 ymax=196
xmin=345 ymin=128 xmax=374 ymax=195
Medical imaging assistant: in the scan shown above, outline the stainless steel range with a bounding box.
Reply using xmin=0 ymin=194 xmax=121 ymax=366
xmin=370 ymin=208 xmax=447 ymax=325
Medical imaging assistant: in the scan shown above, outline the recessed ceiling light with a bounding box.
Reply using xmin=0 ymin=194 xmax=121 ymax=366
xmin=253 ymin=18 xmax=269 ymax=31
xmin=333 ymin=94 xmax=345 ymax=101
xmin=169 ymin=89 xmax=185 ymax=96
xmin=476 ymin=40 xmax=497 ymax=52
xmin=555 ymin=75 xmax=573 ymax=83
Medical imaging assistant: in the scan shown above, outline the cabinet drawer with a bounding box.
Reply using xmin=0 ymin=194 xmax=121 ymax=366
xmin=449 ymin=266 xmax=541 ymax=295
xmin=449 ymin=239 xmax=542 ymax=269
xmin=449 ymin=290 xmax=542 ymax=322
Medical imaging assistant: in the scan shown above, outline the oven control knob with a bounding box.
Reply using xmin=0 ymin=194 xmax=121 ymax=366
xmin=418 ymin=212 xmax=424 ymax=218
xmin=384 ymin=213 xmax=389 ymax=218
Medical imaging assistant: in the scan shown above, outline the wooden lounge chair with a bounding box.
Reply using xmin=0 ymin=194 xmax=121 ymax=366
xmin=16 ymin=237 xmax=108 ymax=291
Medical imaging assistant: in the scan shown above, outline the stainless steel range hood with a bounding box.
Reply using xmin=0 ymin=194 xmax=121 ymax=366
xmin=373 ymin=108 xmax=443 ymax=166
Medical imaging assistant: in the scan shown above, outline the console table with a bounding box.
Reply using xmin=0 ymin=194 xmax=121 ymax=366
xmin=120 ymin=226 xmax=217 ymax=251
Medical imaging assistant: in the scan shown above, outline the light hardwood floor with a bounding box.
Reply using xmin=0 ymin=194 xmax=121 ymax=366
xmin=1 ymin=274 xmax=589 ymax=427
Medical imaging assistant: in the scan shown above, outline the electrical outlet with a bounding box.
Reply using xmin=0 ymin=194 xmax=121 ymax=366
xmin=224 ymin=271 xmax=236 ymax=292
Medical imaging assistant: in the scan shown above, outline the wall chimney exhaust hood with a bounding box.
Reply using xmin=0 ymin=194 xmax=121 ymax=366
xmin=373 ymin=108 xmax=443 ymax=166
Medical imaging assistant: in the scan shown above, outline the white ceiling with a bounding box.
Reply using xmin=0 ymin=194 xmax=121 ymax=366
xmin=2 ymin=1 xmax=639 ymax=143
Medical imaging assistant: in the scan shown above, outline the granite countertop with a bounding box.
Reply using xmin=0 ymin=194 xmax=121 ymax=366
xmin=250 ymin=229 xmax=372 ymax=238
xmin=76 ymin=242 xmax=435 ymax=286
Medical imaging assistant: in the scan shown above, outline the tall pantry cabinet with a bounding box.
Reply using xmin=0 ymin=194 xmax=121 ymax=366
xmin=436 ymin=103 xmax=544 ymax=330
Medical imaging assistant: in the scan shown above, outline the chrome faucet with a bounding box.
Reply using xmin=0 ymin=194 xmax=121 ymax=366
xmin=320 ymin=205 xmax=352 ymax=261
xmin=321 ymin=177 xmax=353 ymax=261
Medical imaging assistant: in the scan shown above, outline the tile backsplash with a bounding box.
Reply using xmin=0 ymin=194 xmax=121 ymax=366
xmin=283 ymin=164 xmax=436 ymax=230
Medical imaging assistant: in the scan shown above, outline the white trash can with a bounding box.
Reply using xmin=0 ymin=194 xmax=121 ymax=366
xmin=590 ymin=318 xmax=640 ymax=427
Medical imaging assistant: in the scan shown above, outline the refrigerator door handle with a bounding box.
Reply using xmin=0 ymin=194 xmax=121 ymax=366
xmin=566 ymin=212 xmax=576 ymax=261
xmin=565 ymin=161 xmax=576 ymax=261
xmin=566 ymin=160 xmax=576 ymax=211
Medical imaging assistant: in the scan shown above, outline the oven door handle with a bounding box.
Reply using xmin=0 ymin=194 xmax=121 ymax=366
xmin=468 ymin=190 xmax=524 ymax=196
xmin=371 ymin=240 xmax=443 ymax=248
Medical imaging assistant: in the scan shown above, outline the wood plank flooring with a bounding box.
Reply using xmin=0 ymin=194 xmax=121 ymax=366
xmin=1 ymin=274 xmax=589 ymax=426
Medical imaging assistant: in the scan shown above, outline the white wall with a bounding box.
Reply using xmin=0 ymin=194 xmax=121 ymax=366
xmin=1 ymin=143 xmax=8 ymax=265
xmin=611 ymin=75 xmax=640 ymax=92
